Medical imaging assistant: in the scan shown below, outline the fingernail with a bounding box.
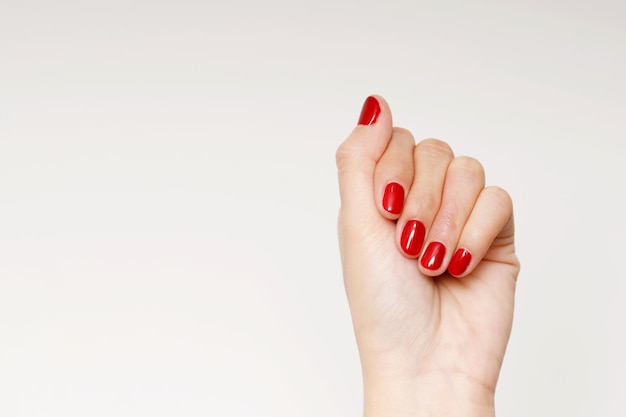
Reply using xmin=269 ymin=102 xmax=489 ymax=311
xmin=357 ymin=96 xmax=380 ymax=126
xmin=448 ymin=248 xmax=472 ymax=276
xmin=382 ymin=182 xmax=404 ymax=215
xmin=421 ymin=241 xmax=446 ymax=271
xmin=400 ymin=220 xmax=426 ymax=257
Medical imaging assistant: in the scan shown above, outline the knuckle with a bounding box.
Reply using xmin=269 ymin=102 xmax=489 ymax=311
xmin=485 ymin=186 xmax=513 ymax=212
xmin=449 ymin=156 xmax=485 ymax=186
xmin=392 ymin=127 xmax=415 ymax=145
xmin=452 ymin=156 xmax=484 ymax=175
xmin=335 ymin=142 xmax=360 ymax=169
xmin=415 ymin=138 xmax=454 ymax=161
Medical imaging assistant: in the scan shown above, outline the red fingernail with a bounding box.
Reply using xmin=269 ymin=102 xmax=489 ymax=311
xmin=448 ymin=248 xmax=472 ymax=276
xmin=421 ymin=242 xmax=446 ymax=271
xmin=357 ymin=96 xmax=380 ymax=126
xmin=400 ymin=220 xmax=425 ymax=257
xmin=382 ymin=182 xmax=404 ymax=215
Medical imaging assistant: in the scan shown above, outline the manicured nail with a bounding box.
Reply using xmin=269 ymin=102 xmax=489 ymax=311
xmin=357 ymin=96 xmax=380 ymax=126
xmin=448 ymin=248 xmax=472 ymax=276
xmin=400 ymin=220 xmax=426 ymax=257
xmin=382 ymin=182 xmax=404 ymax=215
xmin=421 ymin=241 xmax=446 ymax=271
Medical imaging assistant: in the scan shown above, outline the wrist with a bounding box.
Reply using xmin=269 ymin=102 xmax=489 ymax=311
xmin=363 ymin=373 xmax=495 ymax=417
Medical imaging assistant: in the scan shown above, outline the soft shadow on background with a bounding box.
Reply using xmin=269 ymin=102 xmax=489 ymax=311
xmin=1 ymin=1 xmax=624 ymax=416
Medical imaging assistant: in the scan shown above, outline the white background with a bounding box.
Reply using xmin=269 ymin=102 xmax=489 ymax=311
xmin=1 ymin=0 xmax=625 ymax=416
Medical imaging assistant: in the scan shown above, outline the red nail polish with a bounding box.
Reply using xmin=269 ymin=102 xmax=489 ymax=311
xmin=382 ymin=182 xmax=404 ymax=215
xmin=421 ymin=242 xmax=446 ymax=271
xmin=448 ymin=248 xmax=472 ymax=276
xmin=358 ymin=96 xmax=380 ymax=126
xmin=400 ymin=220 xmax=425 ymax=257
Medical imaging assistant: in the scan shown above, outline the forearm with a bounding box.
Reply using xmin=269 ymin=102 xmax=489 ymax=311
xmin=363 ymin=374 xmax=495 ymax=417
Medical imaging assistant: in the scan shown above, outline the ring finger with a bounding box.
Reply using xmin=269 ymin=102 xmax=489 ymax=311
xmin=419 ymin=156 xmax=485 ymax=276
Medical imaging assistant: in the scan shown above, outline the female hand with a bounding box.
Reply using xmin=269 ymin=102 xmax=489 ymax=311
xmin=336 ymin=96 xmax=520 ymax=417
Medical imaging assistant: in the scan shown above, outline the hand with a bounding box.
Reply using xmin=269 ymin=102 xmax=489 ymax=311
xmin=336 ymin=96 xmax=520 ymax=417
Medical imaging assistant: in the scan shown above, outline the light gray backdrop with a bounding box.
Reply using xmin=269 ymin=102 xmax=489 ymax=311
xmin=1 ymin=0 xmax=624 ymax=416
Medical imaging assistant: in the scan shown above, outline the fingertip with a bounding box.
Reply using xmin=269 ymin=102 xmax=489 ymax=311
xmin=356 ymin=95 xmax=392 ymax=127
xmin=398 ymin=219 xmax=426 ymax=258
xmin=357 ymin=96 xmax=381 ymax=126
xmin=448 ymin=247 xmax=473 ymax=277
xmin=336 ymin=95 xmax=394 ymax=173
xmin=419 ymin=241 xmax=447 ymax=275
xmin=381 ymin=181 xmax=405 ymax=218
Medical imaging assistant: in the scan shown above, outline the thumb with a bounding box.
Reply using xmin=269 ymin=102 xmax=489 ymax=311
xmin=336 ymin=95 xmax=393 ymax=221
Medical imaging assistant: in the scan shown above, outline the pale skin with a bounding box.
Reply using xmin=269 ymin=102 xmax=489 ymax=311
xmin=336 ymin=96 xmax=520 ymax=417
